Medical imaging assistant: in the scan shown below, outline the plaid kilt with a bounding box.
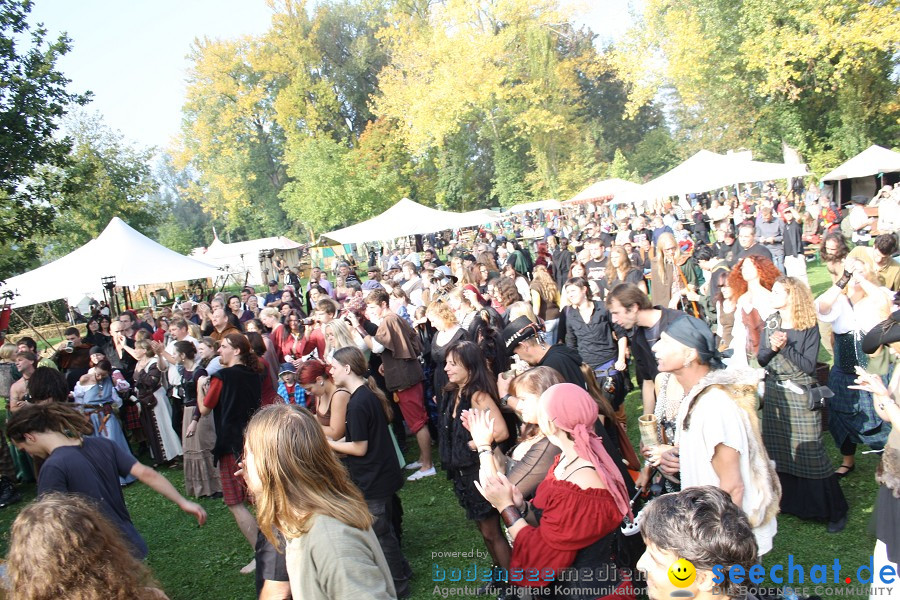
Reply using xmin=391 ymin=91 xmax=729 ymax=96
xmin=827 ymin=367 xmax=892 ymax=451
xmin=121 ymin=402 xmax=142 ymax=431
xmin=217 ymin=452 xmax=248 ymax=506
xmin=761 ymin=373 xmax=834 ymax=479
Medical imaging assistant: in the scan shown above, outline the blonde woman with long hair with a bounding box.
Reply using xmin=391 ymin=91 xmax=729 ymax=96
xmin=760 ymin=276 xmax=849 ymax=531
xmin=8 ymin=493 xmax=170 ymax=600
xmin=243 ymin=404 xmax=397 ymax=599
xmin=529 ymin=265 xmax=561 ymax=344
xmin=323 ymin=318 xmax=367 ymax=360
xmin=649 ymin=232 xmax=703 ymax=310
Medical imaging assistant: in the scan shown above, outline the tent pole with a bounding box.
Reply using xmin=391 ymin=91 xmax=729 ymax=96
xmin=12 ymin=307 xmax=55 ymax=349
xmin=45 ymin=302 xmax=65 ymax=340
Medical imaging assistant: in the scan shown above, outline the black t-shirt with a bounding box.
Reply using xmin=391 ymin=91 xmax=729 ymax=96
xmin=584 ymin=259 xmax=607 ymax=283
xmin=344 ymin=385 xmax=403 ymax=500
xmin=737 ymin=243 xmax=774 ymax=264
xmin=38 ymin=437 xmax=145 ymax=558
xmin=629 ymin=228 xmax=652 ymax=246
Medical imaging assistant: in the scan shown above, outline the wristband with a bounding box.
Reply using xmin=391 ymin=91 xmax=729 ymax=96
xmin=835 ymin=271 xmax=852 ymax=289
xmin=500 ymin=394 xmax=511 ymax=407
xmin=520 ymin=501 xmax=529 ymax=518
xmin=500 ymin=505 xmax=523 ymax=527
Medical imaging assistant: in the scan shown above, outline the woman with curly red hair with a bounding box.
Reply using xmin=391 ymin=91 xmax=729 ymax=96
xmin=727 ymin=254 xmax=782 ymax=367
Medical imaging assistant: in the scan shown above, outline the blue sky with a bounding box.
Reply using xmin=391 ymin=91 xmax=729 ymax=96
xmin=29 ymin=0 xmax=632 ymax=151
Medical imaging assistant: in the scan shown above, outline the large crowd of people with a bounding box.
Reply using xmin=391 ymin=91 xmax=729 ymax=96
xmin=2 ymin=181 xmax=900 ymax=599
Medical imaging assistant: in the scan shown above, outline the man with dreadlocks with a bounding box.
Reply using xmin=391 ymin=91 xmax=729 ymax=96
xmin=7 ymin=402 xmax=207 ymax=559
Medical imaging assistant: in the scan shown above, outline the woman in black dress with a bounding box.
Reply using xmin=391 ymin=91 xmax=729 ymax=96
xmin=427 ymin=302 xmax=468 ymax=409
xmin=439 ymin=341 xmax=510 ymax=569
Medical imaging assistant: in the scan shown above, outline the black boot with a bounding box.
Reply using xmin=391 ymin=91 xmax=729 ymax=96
xmin=0 ymin=476 xmax=22 ymax=508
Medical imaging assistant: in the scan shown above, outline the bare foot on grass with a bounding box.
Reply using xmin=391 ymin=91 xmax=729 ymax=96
xmin=240 ymin=558 xmax=256 ymax=574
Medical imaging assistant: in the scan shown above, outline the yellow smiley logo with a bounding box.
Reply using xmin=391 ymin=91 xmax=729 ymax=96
xmin=668 ymin=558 xmax=696 ymax=588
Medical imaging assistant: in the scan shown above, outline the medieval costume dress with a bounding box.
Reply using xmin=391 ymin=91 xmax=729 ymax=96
xmin=134 ymin=362 xmax=182 ymax=466
xmin=815 ymin=293 xmax=892 ymax=456
xmin=172 ymin=363 xmax=221 ymax=498
xmin=649 ymin=254 xmax=703 ymax=315
xmin=729 ymin=292 xmax=774 ymax=369
xmin=758 ymin=315 xmax=848 ymax=523
xmin=73 ymin=368 xmax=137 ymax=485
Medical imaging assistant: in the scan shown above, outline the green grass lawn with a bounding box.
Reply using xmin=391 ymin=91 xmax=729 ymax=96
xmin=0 ymin=261 xmax=883 ymax=600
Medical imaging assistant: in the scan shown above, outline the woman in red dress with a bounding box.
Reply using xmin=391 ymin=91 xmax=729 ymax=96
xmin=476 ymin=383 xmax=635 ymax=600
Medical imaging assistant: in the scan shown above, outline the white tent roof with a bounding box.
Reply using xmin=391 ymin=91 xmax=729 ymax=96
xmin=324 ymin=198 xmax=501 ymax=244
xmin=200 ymin=235 xmax=303 ymax=261
xmin=506 ymin=199 xmax=562 ymax=213
xmin=0 ymin=217 xmax=222 ymax=308
xmin=616 ymin=150 xmax=809 ymax=204
xmin=566 ymin=178 xmax=642 ymax=205
xmin=821 ymin=145 xmax=900 ymax=182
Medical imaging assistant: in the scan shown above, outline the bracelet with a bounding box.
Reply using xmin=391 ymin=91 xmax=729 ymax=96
xmin=518 ymin=501 xmax=529 ymax=518
xmin=478 ymin=448 xmax=492 ymax=456
xmin=500 ymin=505 xmax=523 ymax=528
xmin=500 ymin=394 xmax=511 ymax=407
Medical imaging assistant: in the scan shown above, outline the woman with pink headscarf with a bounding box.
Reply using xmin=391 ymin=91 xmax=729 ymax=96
xmin=476 ymin=383 xmax=635 ymax=600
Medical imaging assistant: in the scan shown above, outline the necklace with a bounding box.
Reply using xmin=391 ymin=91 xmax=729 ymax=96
xmin=561 ymin=454 xmax=581 ymax=472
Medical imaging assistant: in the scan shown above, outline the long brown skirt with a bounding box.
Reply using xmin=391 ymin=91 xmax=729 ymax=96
xmin=182 ymin=405 xmax=222 ymax=498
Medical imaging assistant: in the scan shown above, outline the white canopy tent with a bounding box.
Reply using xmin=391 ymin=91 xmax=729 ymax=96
xmin=193 ymin=235 xmax=304 ymax=286
xmin=505 ymin=199 xmax=562 ymax=213
xmin=0 ymin=217 xmax=222 ymax=308
xmin=324 ymin=198 xmax=501 ymax=245
xmin=615 ymin=150 xmax=809 ymax=207
xmin=821 ymin=145 xmax=900 ymax=182
xmin=821 ymin=145 xmax=900 ymax=204
xmin=566 ymin=178 xmax=642 ymax=205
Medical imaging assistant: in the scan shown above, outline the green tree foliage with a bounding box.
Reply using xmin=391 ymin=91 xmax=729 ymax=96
xmin=44 ymin=112 xmax=163 ymax=259
xmin=0 ymin=0 xmax=89 ymax=279
xmin=614 ymin=0 xmax=900 ymax=170
xmin=152 ymin=153 xmax=215 ymax=254
xmin=607 ymin=149 xmax=639 ymax=182
xmin=628 ymin=128 xmax=683 ymax=180
xmin=175 ymin=0 xmax=675 ymax=234
xmin=177 ymin=36 xmax=289 ymax=238
xmin=280 ymin=132 xmax=402 ymax=234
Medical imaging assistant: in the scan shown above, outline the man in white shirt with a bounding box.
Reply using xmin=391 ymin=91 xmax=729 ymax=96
xmin=400 ymin=262 xmax=425 ymax=307
xmin=848 ymin=195 xmax=876 ymax=246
